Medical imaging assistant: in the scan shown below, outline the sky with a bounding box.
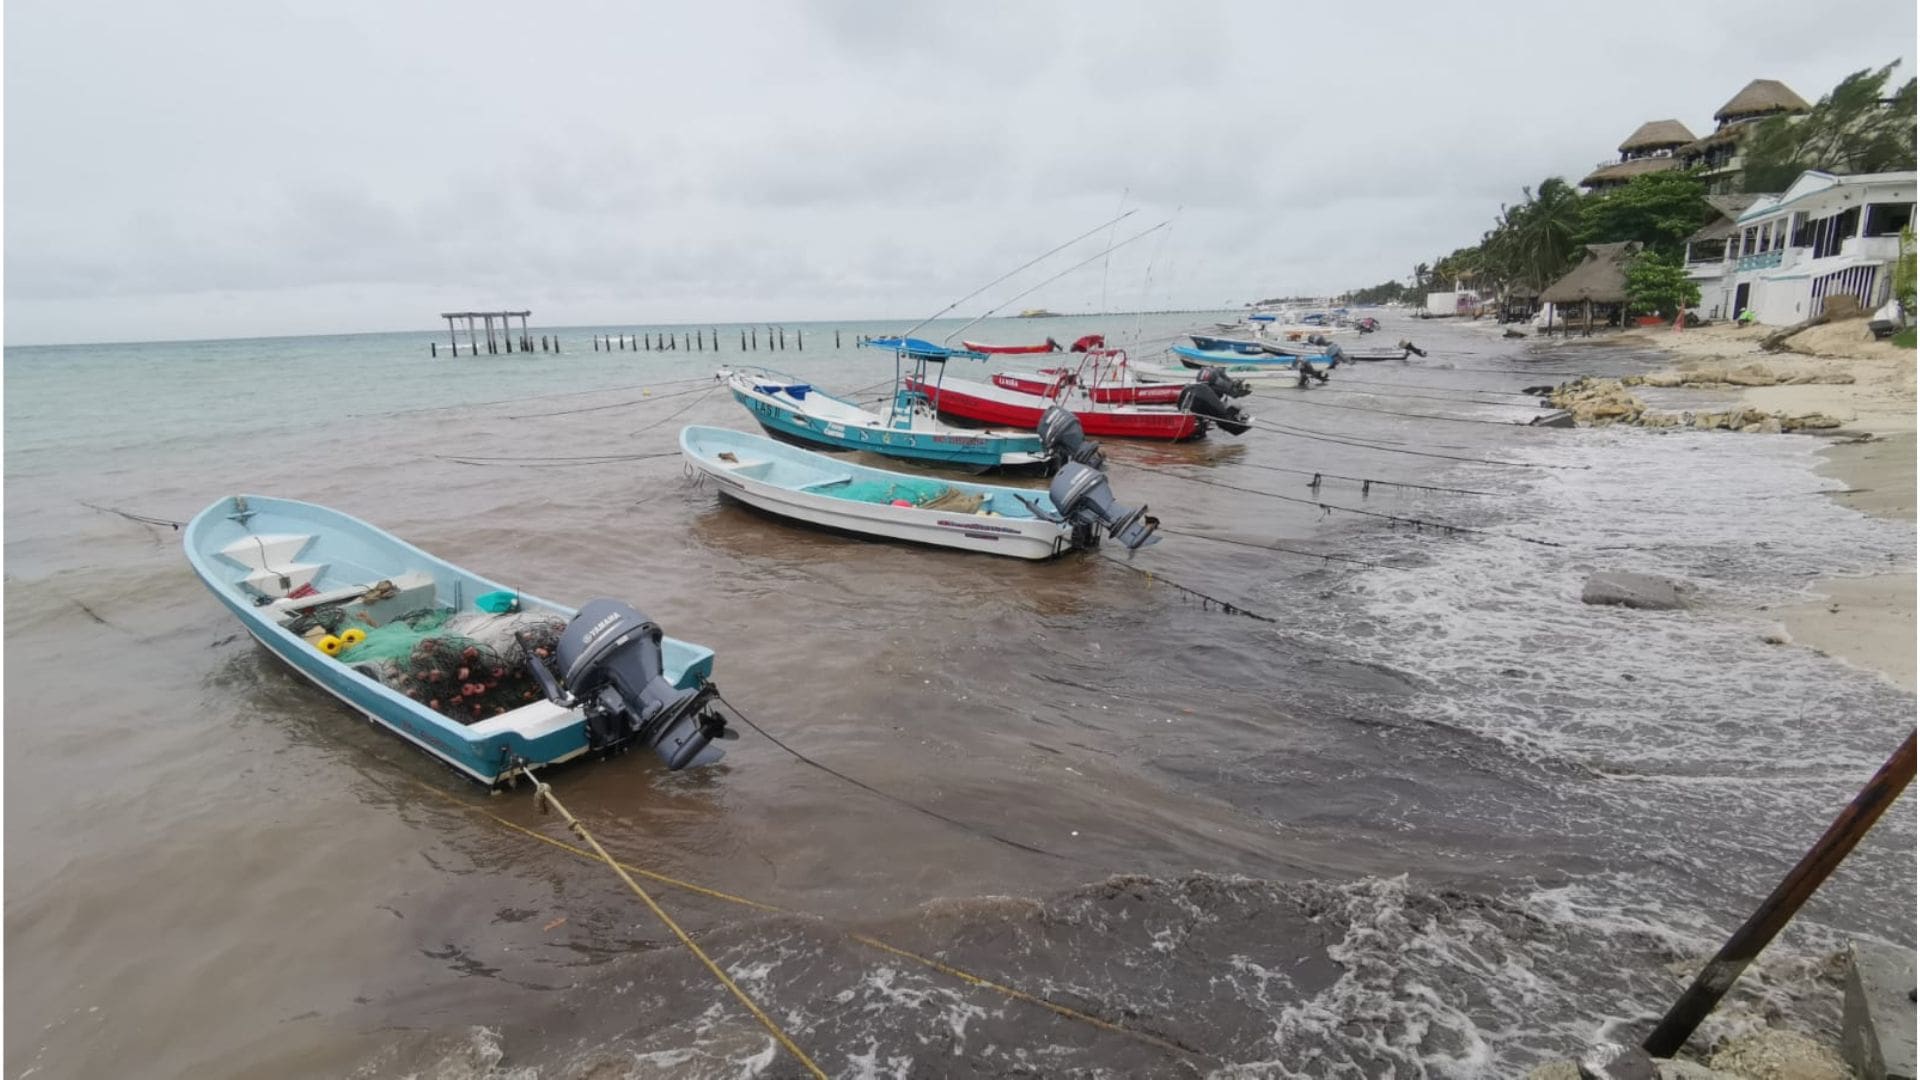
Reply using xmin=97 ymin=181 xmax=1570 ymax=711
xmin=4 ymin=0 xmax=1915 ymax=344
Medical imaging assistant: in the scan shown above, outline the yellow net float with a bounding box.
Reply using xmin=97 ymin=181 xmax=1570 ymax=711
xmin=316 ymin=634 xmax=345 ymax=656
xmin=338 ymin=627 xmax=367 ymax=649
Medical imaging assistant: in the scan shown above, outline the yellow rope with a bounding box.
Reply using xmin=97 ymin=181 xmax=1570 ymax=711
xmin=521 ymin=768 xmax=828 ymax=1080
xmin=417 ymin=779 xmax=1205 ymax=1062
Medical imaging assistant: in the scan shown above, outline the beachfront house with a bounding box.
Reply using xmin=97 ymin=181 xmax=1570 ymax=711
xmin=1674 ymin=79 xmax=1813 ymax=194
xmin=1538 ymin=241 xmax=1643 ymax=335
xmin=1580 ymin=120 xmax=1696 ymax=192
xmin=1684 ymin=194 xmax=1767 ymax=320
xmin=1702 ymin=170 xmax=1915 ymax=325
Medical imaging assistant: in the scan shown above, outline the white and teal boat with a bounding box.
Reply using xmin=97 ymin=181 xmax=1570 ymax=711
xmin=681 ymin=426 xmax=1157 ymax=559
xmin=186 ymin=495 xmax=731 ymax=784
xmin=721 ymin=337 xmax=1051 ymax=471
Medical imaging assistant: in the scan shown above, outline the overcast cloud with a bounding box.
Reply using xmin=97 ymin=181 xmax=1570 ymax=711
xmin=5 ymin=0 xmax=1914 ymax=343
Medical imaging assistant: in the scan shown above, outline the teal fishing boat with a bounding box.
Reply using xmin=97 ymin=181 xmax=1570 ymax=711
xmin=186 ymin=495 xmax=732 ymax=784
xmin=722 ymin=337 xmax=1052 ymax=471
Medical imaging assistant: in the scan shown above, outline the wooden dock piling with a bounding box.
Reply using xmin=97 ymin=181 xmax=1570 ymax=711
xmin=441 ymin=310 xmax=532 ymax=359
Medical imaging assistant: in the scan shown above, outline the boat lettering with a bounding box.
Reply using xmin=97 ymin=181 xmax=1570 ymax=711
xmin=579 ymin=611 xmax=623 ymax=648
xmin=937 ymin=519 xmax=1019 ymax=535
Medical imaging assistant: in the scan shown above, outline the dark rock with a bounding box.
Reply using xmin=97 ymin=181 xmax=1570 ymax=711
xmin=1582 ymin=572 xmax=1692 ymax=611
xmin=1531 ymin=409 xmax=1577 ymax=428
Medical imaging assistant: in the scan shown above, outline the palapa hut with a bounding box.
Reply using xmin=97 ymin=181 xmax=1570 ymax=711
xmin=1539 ymin=241 xmax=1644 ymax=335
xmin=1580 ymin=119 xmax=1696 ymax=191
xmin=1676 ymin=79 xmax=1812 ymax=193
xmin=1500 ymin=284 xmax=1540 ymax=323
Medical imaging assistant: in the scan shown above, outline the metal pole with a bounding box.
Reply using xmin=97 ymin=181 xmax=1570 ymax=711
xmin=1643 ymin=730 xmax=1916 ymax=1058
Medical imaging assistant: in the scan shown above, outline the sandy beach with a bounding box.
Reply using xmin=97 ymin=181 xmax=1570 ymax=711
xmin=1622 ymin=319 xmax=1915 ymax=691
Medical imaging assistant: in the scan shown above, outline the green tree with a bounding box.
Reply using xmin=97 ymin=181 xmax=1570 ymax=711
xmin=1742 ymin=64 xmax=1918 ymax=192
xmin=1577 ymin=171 xmax=1712 ymax=261
xmin=1624 ymin=252 xmax=1701 ymax=317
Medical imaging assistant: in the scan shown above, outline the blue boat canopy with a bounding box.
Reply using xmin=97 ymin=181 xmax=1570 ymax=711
xmin=861 ymin=337 xmax=988 ymax=362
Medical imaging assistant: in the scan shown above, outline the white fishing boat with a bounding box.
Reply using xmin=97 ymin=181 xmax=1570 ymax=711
xmin=681 ymin=425 xmax=1157 ymax=560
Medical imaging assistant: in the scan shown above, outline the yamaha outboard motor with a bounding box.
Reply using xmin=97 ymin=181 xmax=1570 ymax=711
xmin=1400 ymin=339 xmax=1428 ymax=358
xmin=529 ymin=599 xmax=729 ymax=770
xmin=1045 ymin=462 xmax=1159 ymax=550
xmin=1197 ymin=365 xmax=1251 ymax=400
xmin=1036 ymin=405 xmax=1105 ymax=472
xmin=1323 ymin=342 xmax=1345 ymax=368
xmin=1178 ymin=380 xmax=1251 ymax=436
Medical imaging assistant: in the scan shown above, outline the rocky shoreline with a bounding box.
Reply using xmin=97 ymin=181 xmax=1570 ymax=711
xmin=1524 ymin=317 xmax=1915 ymax=1078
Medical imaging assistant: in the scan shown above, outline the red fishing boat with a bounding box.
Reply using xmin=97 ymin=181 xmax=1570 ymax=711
xmin=989 ymin=348 xmax=1189 ymax=405
xmin=909 ymin=349 xmax=1249 ymax=441
xmin=960 ymin=337 xmax=1061 ymax=354
xmin=992 ymin=368 xmax=1186 ymax=405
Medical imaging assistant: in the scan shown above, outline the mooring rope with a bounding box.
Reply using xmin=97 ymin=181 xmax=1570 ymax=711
xmin=1096 ymin=551 xmax=1281 ymax=622
xmin=436 ymin=450 xmax=682 ymax=468
xmin=415 ymin=779 xmax=1209 ymax=1061
xmin=1221 ymin=460 xmax=1504 ymax=497
xmin=1233 ymin=415 xmax=1586 ymax=470
xmin=509 ymin=380 xmax=719 ymax=420
xmin=81 ymin=502 xmax=187 ymax=530
xmin=1125 ymin=466 xmax=1564 ymax=547
xmin=516 ymin=764 xmax=830 ymax=1079
xmin=715 ymin=691 xmax=1069 ymax=860
xmin=1153 ymin=527 xmax=1398 ymax=569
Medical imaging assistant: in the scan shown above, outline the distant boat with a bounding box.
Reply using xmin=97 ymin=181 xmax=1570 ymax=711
xmin=186 ymin=495 xmax=731 ymax=783
xmin=1259 ymin=339 xmax=1426 ymax=363
xmin=681 ymin=425 xmax=1158 ymax=559
xmin=1173 ymin=344 xmax=1335 ymax=369
xmin=961 ymin=337 xmax=1062 ymax=354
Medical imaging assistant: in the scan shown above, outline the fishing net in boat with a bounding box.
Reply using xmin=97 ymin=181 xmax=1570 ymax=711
xmin=337 ymin=609 xmax=569 ymax=725
xmin=831 ymin=477 xmax=985 ymax=512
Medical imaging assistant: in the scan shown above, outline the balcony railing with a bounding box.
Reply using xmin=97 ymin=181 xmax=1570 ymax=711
xmin=1735 ymin=250 xmax=1783 ymax=272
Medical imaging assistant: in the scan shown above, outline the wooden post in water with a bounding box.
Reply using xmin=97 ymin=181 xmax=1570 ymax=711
xmin=741 ymin=329 xmax=748 ymax=350
xmin=431 ymin=341 xmax=437 ymax=357
xmin=447 ymin=316 xmax=459 ymax=356
xmin=1641 ymin=730 xmax=1917 ymax=1059
xmin=752 ymin=327 xmax=758 ymax=350
xmin=796 ymin=329 xmax=803 ymax=351
xmin=835 ymin=329 xmax=841 ymax=348
xmin=593 ymin=335 xmax=600 ymax=352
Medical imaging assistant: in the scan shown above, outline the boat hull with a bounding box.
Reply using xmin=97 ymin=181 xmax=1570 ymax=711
xmin=682 ymin=426 xmax=1076 ymax=560
xmin=185 ymin=496 xmax=715 ymax=784
xmin=907 ymin=375 xmax=1205 ymax=440
xmin=962 ymin=340 xmax=1059 ymax=355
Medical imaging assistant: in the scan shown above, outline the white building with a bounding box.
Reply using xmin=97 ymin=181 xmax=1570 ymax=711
xmin=1686 ymin=170 xmax=1915 ymax=325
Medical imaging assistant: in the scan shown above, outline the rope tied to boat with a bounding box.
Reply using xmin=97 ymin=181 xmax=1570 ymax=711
xmin=514 ymin=762 xmax=830 ymax=1080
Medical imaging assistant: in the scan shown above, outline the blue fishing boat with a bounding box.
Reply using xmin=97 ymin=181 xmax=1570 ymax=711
xmin=186 ymin=495 xmax=731 ymax=784
xmin=722 ymin=336 xmax=1052 ymax=471
xmin=1188 ymin=335 xmax=1268 ymax=354
xmin=682 ymin=425 xmax=1156 ymax=559
xmin=1173 ymin=344 xmax=1336 ymax=369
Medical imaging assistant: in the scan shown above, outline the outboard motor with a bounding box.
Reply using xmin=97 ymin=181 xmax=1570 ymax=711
xmin=526 ymin=599 xmax=730 ymax=770
xmin=1197 ymin=365 xmax=1251 ymax=400
xmin=1400 ymin=339 xmax=1428 ymax=358
xmin=1178 ymin=379 xmax=1251 ymax=436
xmin=1045 ymin=462 xmax=1159 ymax=551
xmin=1323 ymin=342 xmax=1345 ymax=368
xmin=1037 ymin=405 xmax=1105 ymax=471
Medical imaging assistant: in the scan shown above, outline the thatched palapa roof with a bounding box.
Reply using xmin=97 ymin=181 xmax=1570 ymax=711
xmin=1619 ymin=119 xmax=1697 ymax=152
xmin=1714 ymin=79 xmax=1811 ymax=122
xmin=1540 ymin=242 xmax=1644 ymax=304
xmin=1689 ymin=194 xmax=1768 ymax=242
xmin=1580 ymin=156 xmax=1681 ymax=187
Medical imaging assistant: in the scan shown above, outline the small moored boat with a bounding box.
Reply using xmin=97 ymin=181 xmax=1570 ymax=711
xmin=682 ymin=425 xmax=1158 ymax=559
xmin=1173 ymin=344 xmax=1337 ymax=370
xmin=960 ymin=338 xmax=1061 ymax=354
xmin=186 ymin=496 xmax=731 ymax=784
